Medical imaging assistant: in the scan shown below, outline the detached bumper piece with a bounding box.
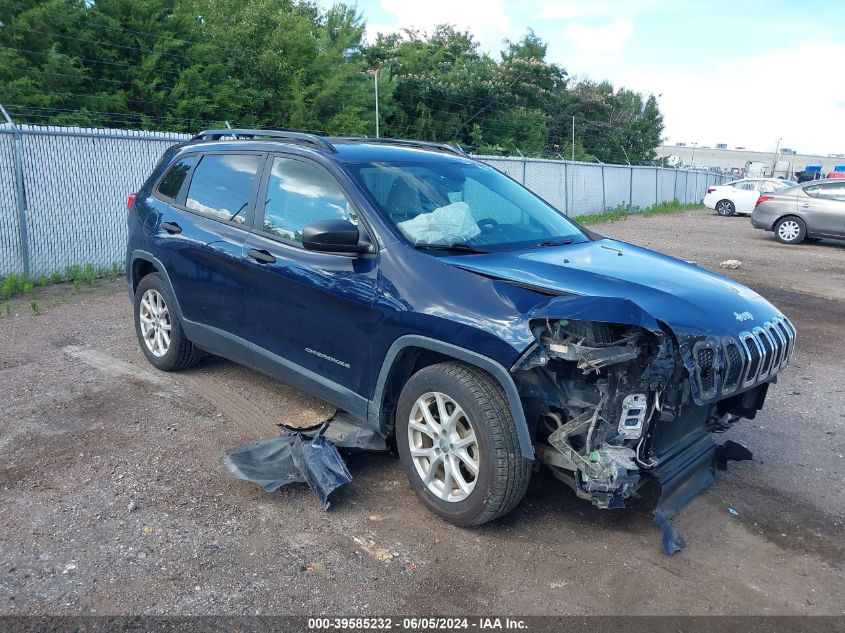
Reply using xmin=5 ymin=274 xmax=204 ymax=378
xmin=651 ymin=437 xmax=753 ymax=555
xmin=222 ymin=421 xmax=369 ymax=510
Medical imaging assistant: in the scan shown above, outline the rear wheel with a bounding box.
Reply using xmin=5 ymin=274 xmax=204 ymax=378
xmin=396 ymin=362 xmax=531 ymax=527
xmin=715 ymin=199 xmax=735 ymax=216
xmin=774 ymin=217 xmax=806 ymax=244
xmin=134 ymin=273 xmax=203 ymax=371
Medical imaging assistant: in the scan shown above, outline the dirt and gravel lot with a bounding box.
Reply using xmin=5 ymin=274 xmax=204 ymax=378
xmin=1 ymin=208 xmax=843 ymax=616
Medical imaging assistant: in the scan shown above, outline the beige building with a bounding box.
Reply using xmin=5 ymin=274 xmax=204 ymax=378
xmin=657 ymin=144 xmax=845 ymax=177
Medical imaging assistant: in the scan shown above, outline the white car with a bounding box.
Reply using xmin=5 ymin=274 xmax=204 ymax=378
xmin=704 ymin=178 xmax=797 ymax=216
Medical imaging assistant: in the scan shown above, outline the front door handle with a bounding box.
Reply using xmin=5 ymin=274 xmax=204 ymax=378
xmin=161 ymin=221 xmax=182 ymax=234
xmin=247 ymin=248 xmax=276 ymax=264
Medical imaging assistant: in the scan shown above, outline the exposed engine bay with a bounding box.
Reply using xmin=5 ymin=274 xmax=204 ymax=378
xmin=513 ymin=318 xmax=769 ymax=511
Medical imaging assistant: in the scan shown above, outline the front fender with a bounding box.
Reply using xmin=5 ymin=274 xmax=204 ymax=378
xmin=370 ymin=335 xmax=536 ymax=459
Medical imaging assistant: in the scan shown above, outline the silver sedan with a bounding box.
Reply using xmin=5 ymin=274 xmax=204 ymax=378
xmin=751 ymin=179 xmax=845 ymax=244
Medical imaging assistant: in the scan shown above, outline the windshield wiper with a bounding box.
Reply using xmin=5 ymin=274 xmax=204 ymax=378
xmin=415 ymin=243 xmax=488 ymax=254
xmin=534 ymin=239 xmax=574 ymax=248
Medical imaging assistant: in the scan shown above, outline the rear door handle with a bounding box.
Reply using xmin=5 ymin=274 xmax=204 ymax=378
xmin=161 ymin=221 xmax=182 ymax=234
xmin=247 ymin=248 xmax=276 ymax=264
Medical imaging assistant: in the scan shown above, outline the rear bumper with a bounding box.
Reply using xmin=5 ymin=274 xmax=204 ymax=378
xmin=750 ymin=211 xmax=774 ymax=230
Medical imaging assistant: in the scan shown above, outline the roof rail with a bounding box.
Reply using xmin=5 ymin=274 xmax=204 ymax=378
xmin=337 ymin=136 xmax=466 ymax=157
xmin=193 ymin=129 xmax=336 ymax=153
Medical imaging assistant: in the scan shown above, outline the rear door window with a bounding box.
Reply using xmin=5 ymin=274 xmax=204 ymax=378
xmin=814 ymin=183 xmax=845 ymax=201
xmin=185 ymin=153 xmax=263 ymax=224
xmin=157 ymin=156 xmax=196 ymax=200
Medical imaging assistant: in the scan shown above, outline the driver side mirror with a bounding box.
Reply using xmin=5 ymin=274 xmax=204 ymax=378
xmin=301 ymin=219 xmax=373 ymax=254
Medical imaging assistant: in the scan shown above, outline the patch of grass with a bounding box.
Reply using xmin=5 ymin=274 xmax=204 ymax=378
xmin=642 ymin=200 xmax=700 ymax=217
xmin=1 ymin=273 xmax=31 ymax=299
xmin=0 ymin=261 xmax=125 ymax=299
xmin=575 ymin=199 xmax=701 ymax=225
xmin=4 ymin=302 xmax=10 ymax=316
xmin=82 ymin=263 xmax=96 ymax=284
xmin=574 ymin=204 xmax=630 ymax=226
xmin=29 ymin=300 xmax=39 ymax=315
xmin=64 ymin=263 xmax=83 ymax=281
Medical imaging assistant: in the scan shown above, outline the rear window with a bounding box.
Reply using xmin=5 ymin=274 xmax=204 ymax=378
xmin=157 ymin=156 xmax=196 ymax=199
xmin=185 ymin=153 xmax=262 ymax=224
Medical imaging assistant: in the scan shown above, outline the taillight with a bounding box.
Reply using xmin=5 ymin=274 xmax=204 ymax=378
xmin=755 ymin=195 xmax=774 ymax=208
xmin=706 ymin=187 xmax=716 ymax=193
xmin=127 ymin=193 xmax=136 ymax=211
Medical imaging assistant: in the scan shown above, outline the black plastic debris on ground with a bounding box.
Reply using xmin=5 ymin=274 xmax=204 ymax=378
xmin=651 ymin=438 xmax=753 ymax=556
xmin=221 ymin=423 xmax=353 ymax=509
xmin=220 ymin=433 xmax=304 ymax=492
xmin=653 ymin=511 xmax=687 ymax=555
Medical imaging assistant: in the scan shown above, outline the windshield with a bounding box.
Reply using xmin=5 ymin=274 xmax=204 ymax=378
xmin=344 ymin=160 xmax=587 ymax=252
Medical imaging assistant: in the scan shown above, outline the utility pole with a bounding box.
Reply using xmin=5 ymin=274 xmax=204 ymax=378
xmin=571 ymin=115 xmax=575 ymax=162
xmin=0 ymin=101 xmax=31 ymax=275
xmin=771 ymin=137 xmax=782 ymax=176
xmin=690 ymin=141 xmax=698 ymax=168
xmin=374 ymin=69 xmax=380 ymax=138
xmin=0 ymin=101 xmax=12 ymax=125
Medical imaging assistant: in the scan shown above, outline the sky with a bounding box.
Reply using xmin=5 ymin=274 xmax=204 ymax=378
xmin=337 ymin=0 xmax=845 ymax=156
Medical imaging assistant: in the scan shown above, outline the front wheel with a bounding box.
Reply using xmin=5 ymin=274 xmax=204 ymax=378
xmin=396 ymin=362 xmax=531 ymax=526
xmin=774 ymin=217 xmax=806 ymax=244
xmin=715 ymin=199 xmax=735 ymax=216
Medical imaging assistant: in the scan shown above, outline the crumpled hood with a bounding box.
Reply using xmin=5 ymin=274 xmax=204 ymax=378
xmin=442 ymin=238 xmax=782 ymax=336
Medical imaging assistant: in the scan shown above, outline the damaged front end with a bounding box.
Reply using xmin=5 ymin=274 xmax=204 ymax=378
xmin=512 ymin=299 xmax=794 ymax=517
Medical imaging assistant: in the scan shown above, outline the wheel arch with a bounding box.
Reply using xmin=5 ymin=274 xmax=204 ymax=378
xmin=369 ymin=335 xmax=535 ymax=459
xmin=129 ymin=250 xmax=184 ymax=321
xmin=774 ymin=213 xmax=806 ymax=226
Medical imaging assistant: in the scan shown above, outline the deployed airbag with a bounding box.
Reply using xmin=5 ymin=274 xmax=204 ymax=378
xmin=397 ymin=201 xmax=480 ymax=245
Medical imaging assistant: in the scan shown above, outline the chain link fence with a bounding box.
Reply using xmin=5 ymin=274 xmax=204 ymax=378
xmin=0 ymin=124 xmax=190 ymax=278
xmin=476 ymin=155 xmax=731 ymax=216
xmin=0 ymin=124 xmax=731 ymax=278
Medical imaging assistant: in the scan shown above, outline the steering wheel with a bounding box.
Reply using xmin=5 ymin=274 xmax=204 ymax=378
xmin=477 ymin=218 xmax=500 ymax=233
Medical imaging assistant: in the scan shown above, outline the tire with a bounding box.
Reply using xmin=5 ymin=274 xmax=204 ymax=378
xmin=395 ymin=361 xmax=532 ymax=527
xmin=774 ymin=216 xmax=806 ymax=245
xmin=715 ymin=199 xmax=735 ymax=216
xmin=133 ymin=272 xmax=203 ymax=371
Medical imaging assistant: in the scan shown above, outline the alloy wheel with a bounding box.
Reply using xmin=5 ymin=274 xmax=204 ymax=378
xmin=139 ymin=288 xmax=171 ymax=357
xmin=407 ymin=391 xmax=480 ymax=502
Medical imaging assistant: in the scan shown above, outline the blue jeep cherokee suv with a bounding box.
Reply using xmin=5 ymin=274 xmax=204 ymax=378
xmin=127 ymin=129 xmax=795 ymax=526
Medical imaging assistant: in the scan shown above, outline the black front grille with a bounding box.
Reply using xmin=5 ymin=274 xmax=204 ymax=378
xmin=696 ymin=347 xmax=716 ymax=392
xmin=776 ymin=321 xmax=791 ymax=362
xmin=759 ymin=332 xmax=774 ymax=375
xmin=724 ymin=342 xmax=743 ymax=390
xmin=768 ymin=325 xmax=783 ymax=368
xmin=693 ymin=319 xmax=794 ymax=401
xmin=744 ymin=335 xmax=761 ymax=381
